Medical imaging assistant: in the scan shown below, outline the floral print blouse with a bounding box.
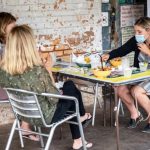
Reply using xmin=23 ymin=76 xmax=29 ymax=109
xmin=0 ymin=66 xmax=59 ymax=126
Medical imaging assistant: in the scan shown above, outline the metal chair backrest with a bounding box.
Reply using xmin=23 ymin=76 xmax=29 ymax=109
xmin=4 ymin=88 xmax=87 ymax=150
xmin=5 ymin=88 xmax=80 ymax=127
xmin=5 ymin=88 xmax=47 ymax=126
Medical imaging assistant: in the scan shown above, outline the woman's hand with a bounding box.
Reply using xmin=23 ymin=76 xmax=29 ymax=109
xmin=101 ymin=53 xmax=110 ymax=61
xmin=137 ymin=43 xmax=150 ymax=56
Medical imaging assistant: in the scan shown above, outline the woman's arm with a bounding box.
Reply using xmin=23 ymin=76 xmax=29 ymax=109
xmin=38 ymin=67 xmax=59 ymax=94
xmin=39 ymin=51 xmax=55 ymax=85
xmin=137 ymin=43 xmax=150 ymax=56
xmin=109 ymin=36 xmax=137 ymax=60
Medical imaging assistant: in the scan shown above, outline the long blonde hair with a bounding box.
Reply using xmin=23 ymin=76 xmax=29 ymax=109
xmin=1 ymin=25 xmax=42 ymax=75
xmin=0 ymin=12 xmax=16 ymax=43
xmin=134 ymin=17 xmax=150 ymax=30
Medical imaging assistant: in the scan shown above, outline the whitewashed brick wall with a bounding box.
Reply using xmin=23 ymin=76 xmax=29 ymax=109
xmin=0 ymin=0 xmax=102 ymax=53
xmin=0 ymin=0 xmax=103 ymax=125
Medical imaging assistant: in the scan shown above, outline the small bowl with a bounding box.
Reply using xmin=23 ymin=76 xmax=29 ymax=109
xmin=93 ymin=69 xmax=111 ymax=78
xmin=76 ymin=62 xmax=91 ymax=68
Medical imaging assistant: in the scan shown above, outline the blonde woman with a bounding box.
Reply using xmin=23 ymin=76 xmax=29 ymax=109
xmin=0 ymin=25 xmax=92 ymax=149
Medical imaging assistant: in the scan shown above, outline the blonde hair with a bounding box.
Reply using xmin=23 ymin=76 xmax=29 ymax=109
xmin=1 ymin=25 xmax=42 ymax=75
xmin=134 ymin=17 xmax=150 ymax=30
xmin=0 ymin=12 xmax=16 ymax=43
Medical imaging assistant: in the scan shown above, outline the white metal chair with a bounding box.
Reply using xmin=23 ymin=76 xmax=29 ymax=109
xmin=117 ymin=98 xmax=125 ymax=116
xmin=4 ymin=88 xmax=87 ymax=150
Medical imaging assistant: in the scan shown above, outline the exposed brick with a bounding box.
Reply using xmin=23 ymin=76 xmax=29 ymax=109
xmin=63 ymin=49 xmax=72 ymax=55
xmin=1 ymin=0 xmax=102 ymax=53
xmin=55 ymin=51 xmax=63 ymax=57
xmin=0 ymin=0 xmax=103 ymax=125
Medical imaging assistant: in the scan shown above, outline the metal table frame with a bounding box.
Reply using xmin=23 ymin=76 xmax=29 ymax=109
xmin=53 ymin=68 xmax=150 ymax=150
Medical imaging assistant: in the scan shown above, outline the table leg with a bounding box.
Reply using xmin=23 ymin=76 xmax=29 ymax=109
xmin=114 ymin=87 xmax=120 ymax=150
xmin=110 ymin=86 xmax=113 ymax=126
xmin=103 ymin=85 xmax=106 ymax=127
xmin=92 ymin=83 xmax=99 ymax=126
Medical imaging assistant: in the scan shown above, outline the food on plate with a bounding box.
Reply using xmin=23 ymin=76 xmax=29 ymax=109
xmin=110 ymin=57 xmax=122 ymax=67
xmin=97 ymin=66 xmax=112 ymax=71
xmin=93 ymin=66 xmax=112 ymax=77
xmin=75 ymin=55 xmax=91 ymax=64
xmin=84 ymin=57 xmax=91 ymax=63
xmin=93 ymin=69 xmax=111 ymax=78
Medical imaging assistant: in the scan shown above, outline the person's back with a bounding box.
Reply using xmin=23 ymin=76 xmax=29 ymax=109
xmin=0 ymin=65 xmax=59 ymax=125
xmin=0 ymin=25 xmax=59 ymax=125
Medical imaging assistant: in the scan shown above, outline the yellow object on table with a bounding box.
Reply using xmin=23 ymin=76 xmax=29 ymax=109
xmin=110 ymin=58 xmax=122 ymax=67
xmin=93 ymin=69 xmax=111 ymax=78
xmin=84 ymin=57 xmax=91 ymax=63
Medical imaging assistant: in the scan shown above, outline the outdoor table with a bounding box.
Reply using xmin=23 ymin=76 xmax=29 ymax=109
xmin=52 ymin=62 xmax=150 ymax=150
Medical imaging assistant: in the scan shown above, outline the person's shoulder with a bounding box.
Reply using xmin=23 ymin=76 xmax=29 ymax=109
xmin=34 ymin=66 xmax=47 ymax=72
xmin=128 ymin=36 xmax=136 ymax=43
xmin=0 ymin=69 xmax=9 ymax=83
xmin=0 ymin=68 xmax=6 ymax=75
xmin=30 ymin=66 xmax=48 ymax=75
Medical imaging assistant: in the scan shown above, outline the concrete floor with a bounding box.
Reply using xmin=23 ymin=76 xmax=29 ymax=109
xmin=1 ymin=104 xmax=150 ymax=150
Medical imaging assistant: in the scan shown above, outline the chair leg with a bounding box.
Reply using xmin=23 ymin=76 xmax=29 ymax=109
xmin=114 ymin=98 xmax=125 ymax=126
xmin=92 ymin=83 xmax=99 ymax=126
xmin=120 ymin=100 xmax=124 ymax=116
xmin=5 ymin=119 xmax=17 ymax=150
xmin=17 ymin=120 xmax=24 ymax=148
xmin=44 ymin=126 xmax=56 ymax=150
xmin=118 ymin=98 xmax=124 ymax=116
xmin=38 ymin=127 xmax=44 ymax=148
xmin=77 ymin=115 xmax=87 ymax=150
xmin=103 ymin=85 xmax=107 ymax=127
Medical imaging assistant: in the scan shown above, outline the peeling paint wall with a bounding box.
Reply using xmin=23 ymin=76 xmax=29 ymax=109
xmin=0 ymin=0 xmax=102 ymax=59
xmin=0 ymin=0 xmax=102 ymax=125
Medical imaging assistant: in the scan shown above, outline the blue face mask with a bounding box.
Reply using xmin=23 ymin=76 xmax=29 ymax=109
xmin=135 ymin=35 xmax=146 ymax=43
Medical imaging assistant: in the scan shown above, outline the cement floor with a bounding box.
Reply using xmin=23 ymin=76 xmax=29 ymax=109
xmin=0 ymin=105 xmax=150 ymax=150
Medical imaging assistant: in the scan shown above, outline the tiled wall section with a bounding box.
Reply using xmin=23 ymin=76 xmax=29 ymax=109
xmin=0 ymin=0 xmax=102 ymax=60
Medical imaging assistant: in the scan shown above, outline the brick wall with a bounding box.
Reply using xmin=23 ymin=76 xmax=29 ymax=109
xmin=0 ymin=0 xmax=103 ymax=125
xmin=0 ymin=0 xmax=102 ymax=60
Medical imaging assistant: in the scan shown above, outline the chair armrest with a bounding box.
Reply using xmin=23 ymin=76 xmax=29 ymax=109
xmin=40 ymin=93 xmax=79 ymax=114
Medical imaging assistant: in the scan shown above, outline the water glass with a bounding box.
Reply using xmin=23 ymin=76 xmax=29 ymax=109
xmin=123 ymin=68 xmax=132 ymax=78
xmin=139 ymin=62 xmax=148 ymax=72
xmin=83 ymin=67 xmax=89 ymax=74
xmin=122 ymin=57 xmax=130 ymax=69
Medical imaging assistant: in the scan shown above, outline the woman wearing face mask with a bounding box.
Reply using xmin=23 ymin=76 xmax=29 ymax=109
xmin=101 ymin=17 xmax=150 ymax=130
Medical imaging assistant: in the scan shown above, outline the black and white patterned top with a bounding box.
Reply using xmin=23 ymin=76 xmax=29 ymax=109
xmin=138 ymin=51 xmax=150 ymax=93
xmin=138 ymin=52 xmax=150 ymax=69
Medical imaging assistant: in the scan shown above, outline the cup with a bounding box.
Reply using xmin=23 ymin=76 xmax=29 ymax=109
xmin=83 ymin=67 xmax=89 ymax=74
xmin=139 ymin=62 xmax=148 ymax=72
xmin=122 ymin=57 xmax=130 ymax=69
xmin=123 ymin=68 xmax=132 ymax=78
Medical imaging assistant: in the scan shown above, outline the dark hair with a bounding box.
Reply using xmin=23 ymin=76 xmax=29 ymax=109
xmin=134 ymin=17 xmax=150 ymax=30
xmin=0 ymin=12 xmax=16 ymax=43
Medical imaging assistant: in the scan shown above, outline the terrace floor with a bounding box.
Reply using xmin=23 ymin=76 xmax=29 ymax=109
xmin=0 ymin=103 xmax=150 ymax=150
